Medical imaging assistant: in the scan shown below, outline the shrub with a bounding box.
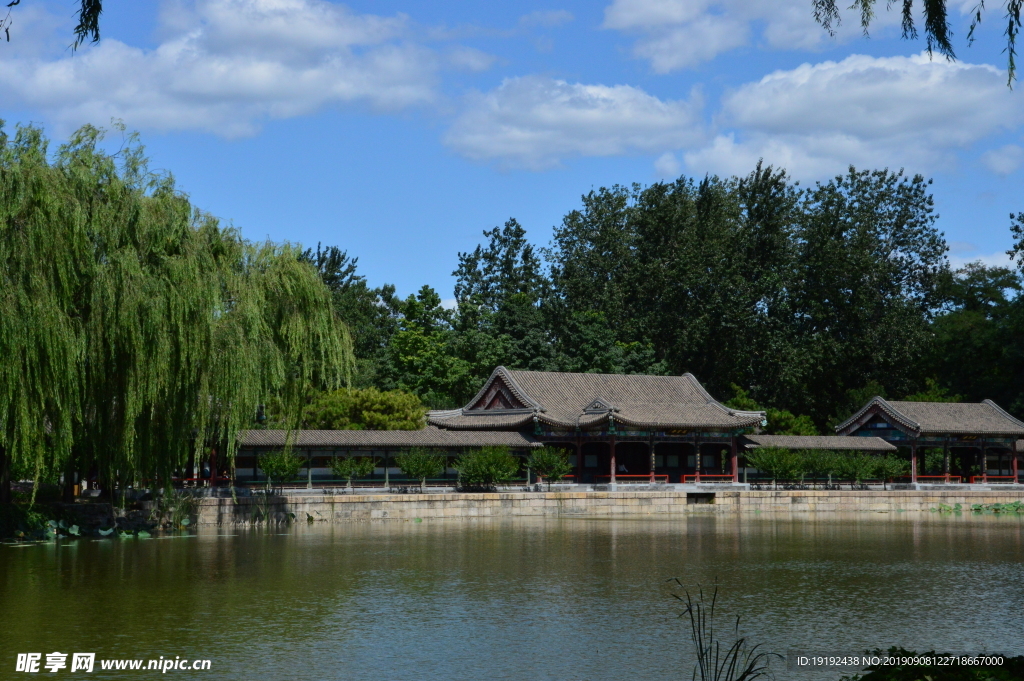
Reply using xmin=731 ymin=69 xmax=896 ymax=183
xmin=527 ymin=447 xmax=574 ymax=490
xmin=329 ymin=456 xmax=377 ymax=490
xmin=454 ymin=446 xmax=521 ymax=491
xmin=394 ymin=448 xmax=447 ymax=492
xmin=259 ymin=449 xmax=304 ymax=490
xmin=300 ymin=387 xmax=425 ymax=430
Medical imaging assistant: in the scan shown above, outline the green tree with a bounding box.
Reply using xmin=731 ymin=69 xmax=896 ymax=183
xmin=299 ymin=387 xmax=425 ymax=430
xmin=454 ymin=446 xmax=521 ymax=491
xmin=0 ymin=122 xmax=353 ymax=504
xmin=801 ymin=450 xmax=843 ymax=488
xmin=329 ymin=456 xmax=376 ymax=491
xmin=904 ymin=378 xmax=963 ymax=403
xmin=840 ymin=453 xmax=880 ymax=487
xmin=526 ymin=447 xmax=574 ymax=490
xmin=453 ymin=219 xmax=556 ymax=372
xmin=300 ymin=244 xmax=402 ymax=388
xmin=876 ymin=454 xmax=911 ymax=489
xmin=259 ymin=450 xmax=304 ymax=491
xmin=745 ymin=447 xmax=803 ymax=488
xmin=725 ymin=386 xmax=816 ymax=435
xmin=925 ymin=262 xmax=1023 ymax=414
xmin=394 ymin=448 xmax=447 ymax=492
xmin=794 ymin=168 xmax=946 ymax=426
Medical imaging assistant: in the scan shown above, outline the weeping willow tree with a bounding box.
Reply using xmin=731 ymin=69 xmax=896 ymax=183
xmin=0 ymin=121 xmax=353 ymax=503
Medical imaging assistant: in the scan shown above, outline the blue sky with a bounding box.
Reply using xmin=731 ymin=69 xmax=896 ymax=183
xmin=2 ymin=0 xmax=1022 ymax=300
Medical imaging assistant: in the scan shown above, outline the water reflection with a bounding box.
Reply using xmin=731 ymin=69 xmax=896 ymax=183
xmin=1 ymin=514 xmax=1022 ymax=680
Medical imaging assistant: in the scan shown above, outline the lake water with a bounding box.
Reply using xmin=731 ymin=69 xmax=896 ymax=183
xmin=2 ymin=513 xmax=1023 ymax=680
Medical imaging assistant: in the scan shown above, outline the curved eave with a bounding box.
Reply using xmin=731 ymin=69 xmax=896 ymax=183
xmin=459 ymin=366 xmax=543 ymax=412
xmin=835 ymin=397 xmax=921 ymax=435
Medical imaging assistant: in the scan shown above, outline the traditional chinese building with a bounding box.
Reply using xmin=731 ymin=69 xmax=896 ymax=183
xmin=427 ymin=367 xmax=767 ymax=483
xmin=835 ymin=398 xmax=1024 ymax=483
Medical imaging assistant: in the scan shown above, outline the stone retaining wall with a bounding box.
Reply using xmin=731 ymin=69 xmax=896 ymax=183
xmin=189 ymin=489 xmax=1024 ymax=525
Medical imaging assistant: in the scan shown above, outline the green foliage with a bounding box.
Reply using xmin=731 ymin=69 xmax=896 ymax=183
xmin=152 ymin=488 xmax=199 ymax=529
xmin=670 ymin=581 xmax=779 ymax=681
xmin=801 ymin=450 xmax=843 ymax=485
xmin=329 ymin=456 xmax=377 ymax=489
xmin=813 ymin=0 xmax=1023 ymax=85
xmin=923 ymin=449 xmax=946 ymax=474
xmin=970 ymin=501 xmax=1024 ymax=514
xmin=259 ymin=450 xmax=304 ymax=488
xmin=394 ymin=448 xmax=446 ymax=491
xmin=745 ymin=447 xmax=804 ymax=486
xmin=454 ymin=446 xmax=521 ymax=491
xmin=526 ymin=447 xmax=574 ymax=489
xmin=904 ymin=378 xmax=962 ymax=403
xmin=0 ymin=122 xmax=353 ymax=500
xmin=875 ymin=454 xmax=910 ymax=489
xmin=839 ymin=454 xmax=880 ymax=485
xmin=840 ymin=648 xmax=1024 ymax=680
xmin=299 ymin=387 xmax=425 ymax=430
xmin=726 ymin=386 xmax=816 ymax=435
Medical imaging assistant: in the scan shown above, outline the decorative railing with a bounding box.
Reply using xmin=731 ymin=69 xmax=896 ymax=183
xmin=683 ymin=474 xmax=736 ymax=483
xmin=594 ymin=474 xmax=670 ymax=483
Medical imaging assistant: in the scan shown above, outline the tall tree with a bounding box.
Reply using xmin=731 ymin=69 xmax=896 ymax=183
xmin=0 ymin=122 xmax=353 ymax=501
xmin=300 ymin=243 xmax=401 ymax=387
xmin=454 ymin=218 xmax=553 ymax=371
xmin=793 ymin=168 xmax=946 ymax=423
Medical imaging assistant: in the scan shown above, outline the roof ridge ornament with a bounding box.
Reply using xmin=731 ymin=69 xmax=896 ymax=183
xmin=583 ymin=397 xmax=617 ymax=414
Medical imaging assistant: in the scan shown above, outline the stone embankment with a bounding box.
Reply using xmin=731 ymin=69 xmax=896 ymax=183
xmin=186 ymin=488 xmax=1024 ymax=525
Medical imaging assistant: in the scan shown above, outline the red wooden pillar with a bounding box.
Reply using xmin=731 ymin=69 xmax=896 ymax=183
xmin=649 ymin=435 xmax=656 ymax=483
xmin=910 ymin=442 xmax=917 ymax=483
xmin=575 ymin=434 xmax=582 ymax=484
xmin=1012 ymin=440 xmax=1019 ymax=483
xmin=730 ymin=437 xmax=739 ymax=483
xmin=980 ymin=440 xmax=988 ymax=483
xmin=693 ymin=434 xmax=701 ymax=483
xmin=609 ymin=435 xmax=617 ymax=483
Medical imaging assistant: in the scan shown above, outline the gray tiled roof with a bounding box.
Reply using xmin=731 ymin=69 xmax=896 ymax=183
xmin=429 ymin=367 xmax=764 ymax=431
xmin=239 ymin=427 xmax=542 ymax=448
xmin=836 ymin=398 xmax=1024 ymax=436
xmin=741 ymin=435 xmax=896 ymax=451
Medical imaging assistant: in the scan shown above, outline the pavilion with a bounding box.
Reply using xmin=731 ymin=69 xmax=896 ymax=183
xmin=237 ymin=368 xmax=1021 ymax=487
xmin=426 ymin=367 xmax=889 ymax=483
xmin=835 ymin=398 xmax=1024 ymax=483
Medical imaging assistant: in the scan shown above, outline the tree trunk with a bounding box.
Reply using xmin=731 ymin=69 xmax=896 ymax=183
xmin=62 ymin=452 xmax=77 ymax=503
xmin=0 ymin=445 xmax=11 ymax=505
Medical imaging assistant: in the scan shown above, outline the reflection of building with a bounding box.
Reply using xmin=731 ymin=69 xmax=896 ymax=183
xmin=429 ymin=367 xmax=766 ymax=483
xmin=836 ymin=398 xmax=1024 ymax=483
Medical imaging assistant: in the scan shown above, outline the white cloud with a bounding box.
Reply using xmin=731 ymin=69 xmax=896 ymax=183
xmin=518 ymin=10 xmax=574 ymax=28
xmin=602 ymin=0 xmax=898 ymax=71
xmin=443 ymin=76 xmax=705 ymax=169
xmin=981 ymin=144 xmax=1024 ymax=175
xmin=684 ymin=53 xmax=1024 ymax=178
xmin=948 ymin=252 xmax=1016 ymax=270
xmin=654 ymin=151 xmax=681 ymax=176
xmin=446 ymin=47 xmax=497 ymax=72
xmin=0 ymin=0 xmax=438 ymax=136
